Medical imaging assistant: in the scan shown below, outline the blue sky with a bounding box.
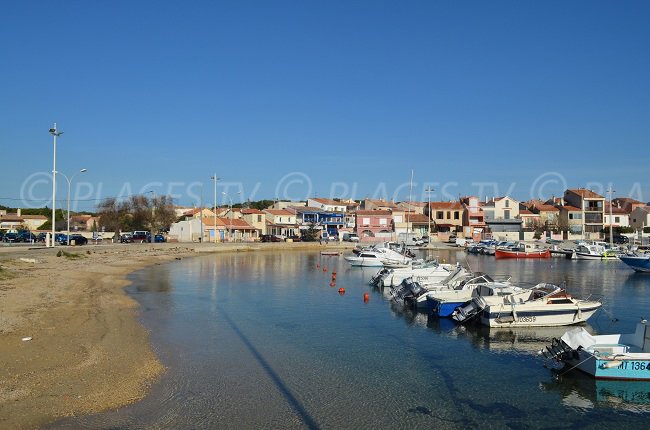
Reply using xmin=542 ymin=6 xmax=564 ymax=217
xmin=2 ymin=1 xmax=649 ymax=211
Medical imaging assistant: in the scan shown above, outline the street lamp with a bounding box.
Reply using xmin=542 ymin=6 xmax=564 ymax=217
xmin=210 ymin=175 xmax=220 ymax=244
xmin=49 ymin=124 xmax=63 ymax=247
xmin=55 ymin=169 xmax=88 ymax=245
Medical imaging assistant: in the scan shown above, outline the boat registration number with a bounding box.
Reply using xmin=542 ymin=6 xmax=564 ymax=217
xmin=517 ymin=316 xmax=536 ymax=323
xmin=618 ymin=361 xmax=650 ymax=371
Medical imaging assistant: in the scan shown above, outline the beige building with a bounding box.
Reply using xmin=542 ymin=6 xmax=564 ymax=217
xmin=564 ymin=188 xmax=605 ymax=239
xmin=241 ymin=209 xmax=266 ymax=236
xmin=630 ymin=206 xmax=650 ymax=230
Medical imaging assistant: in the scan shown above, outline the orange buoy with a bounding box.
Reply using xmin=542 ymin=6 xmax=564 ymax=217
xmin=338 ymin=287 xmax=345 ymax=295
xmin=330 ymin=282 xmax=336 ymax=287
xmin=331 ymin=271 xmax=337 ymax=279
xmin=363 ymin=292 xmax=369 ymax=302
xmin=323 ymin=266 xmax=327 ymax=271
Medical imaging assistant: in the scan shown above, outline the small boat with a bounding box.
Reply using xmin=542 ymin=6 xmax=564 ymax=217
xmin=619 ymin=254 xmax=650 ymax=273
xmin=369 ymin=260 xmax=458 ymax=288
xmin=543 ymin=319 xmax=650 ymax=380
xmin=320 ymin=251 xmax=341 ymax=256
xmin=495 ymin=244 xmax=551 ymax=259
xmin=344 ymin=246 xmax=412 ymax=267
xmin=427 ymin=274 xmax=513 ymax=317
xmin=478 ymin=286 xmax=602 ymax=327
xmin=451 ymin=283 xmax=602 ymax=327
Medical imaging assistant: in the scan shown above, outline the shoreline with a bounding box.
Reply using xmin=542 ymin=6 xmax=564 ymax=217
xmin=0 ymin=242 xmax=358 ymax=429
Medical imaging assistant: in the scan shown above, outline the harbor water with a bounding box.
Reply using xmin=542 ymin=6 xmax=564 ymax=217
xmin=53 ymin=250 xmax=650 ymax=429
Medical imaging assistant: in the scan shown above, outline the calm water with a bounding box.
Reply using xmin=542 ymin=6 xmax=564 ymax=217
xmin=53 ymin=250 xmax=650 ymax=429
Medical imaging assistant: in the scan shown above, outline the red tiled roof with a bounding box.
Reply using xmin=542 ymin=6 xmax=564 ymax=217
xmin=265 ymin=209 xmax=293 ymax=216
xmin=566 ymin=188 xmax=604 ymax=199
xmin=407 ymin=214 xmax=430 ymax=223
xmin=520 ymin=210 xmax=534 ymax=215
xmin=560 ymin=205 xmax=581 ymax=212
xmin=364 ymin=199 xmax=398 ymax=208
xmin=428 ymin=201 xmax=463 ymax=210
xmin=356 ymin=210 xmax=392 ymax=216
xmin=537 ymin=204 xmax=559 ymax=212
xmin=311 ymin=197 xmax=342 ymax=206
xmin=241 ymin=208 xmax=265 ymax=215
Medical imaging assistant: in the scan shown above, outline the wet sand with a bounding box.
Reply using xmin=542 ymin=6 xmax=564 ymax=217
xmin=0 ymin=241 xmax=354 ymax=429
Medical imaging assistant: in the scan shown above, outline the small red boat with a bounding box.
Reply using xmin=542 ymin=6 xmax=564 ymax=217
xmin=495 ymin=248 xmax=551 ymax=259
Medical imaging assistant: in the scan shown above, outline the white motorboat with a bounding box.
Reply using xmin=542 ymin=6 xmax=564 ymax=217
xmin=369 ymin=260 xmax=459 ymax=288
xmin=544 ymin=319 xmax=650 ymax=380
xmin=344 ymin=246 xmax=411 ymax=267
xmin=452 ymin=283 xmax=602 ymax=327
xmin=573 ymin=243 xmax=618 ymax=260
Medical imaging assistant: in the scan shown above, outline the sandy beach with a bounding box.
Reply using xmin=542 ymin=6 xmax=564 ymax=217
xmin=0 ymin=241 xmax=357 ymax=429
xmin=0 ymin=244 xmax=200 ymax=429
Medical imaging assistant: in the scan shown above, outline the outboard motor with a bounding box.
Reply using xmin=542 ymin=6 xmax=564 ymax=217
xmin=452 ymin=296 xmax=488 ymax=323
xmin=403 ymin=281 xmax=425 ymax=308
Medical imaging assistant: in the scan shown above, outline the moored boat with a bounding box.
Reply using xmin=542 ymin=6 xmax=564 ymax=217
xmin=495 ymin=247 xmax=550 ymax=259
xmin=543 ymin=320 xmax=650 ymax=380
xmin=619 ymin=254 xmax=650 ymax=273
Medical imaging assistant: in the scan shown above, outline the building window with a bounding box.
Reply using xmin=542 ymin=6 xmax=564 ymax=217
xmin=454 ymin=211 xmax=459 ymax=220
xmin=379 ymin=218 xmax=387 ymax=225
xmin=362 ymin=218 xmax=370 ymax=225
xmin=504 ymin=210 xmax=510 ymax=219
xmin=436 ymin=211 xmax=443 ymax=220
xmin=257 ymin=215 xmax=262 ymax=222
xmin=394 ymin=215 xmax=402 ymax=223
xmin=505 ymin=200 xmax=509 ymax=208
xmin=615 ymin=216 xmax=620 ymax=223
xmin=446 ymin=211 xmax=451 ymax=219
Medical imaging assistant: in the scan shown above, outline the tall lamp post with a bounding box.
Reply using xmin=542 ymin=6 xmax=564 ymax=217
xmin=49 ymin=124 xmax=63 ymax=247
xmin=56 ymin=169 xmax=88 ymax=245
xmin=211 ymin=175 xmax=220 ymax=244
xmin=425 ymin=186 xmax=435 ymax=242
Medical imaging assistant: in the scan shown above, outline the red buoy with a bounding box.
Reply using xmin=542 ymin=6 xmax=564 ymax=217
xmin=363 ymin=292 xmax=369 ymax=302
xmin=338 ymin=287 xmax=345 ymax=295
xmin=316 ymin=264 xmax=320 ymax=268
xmin=323 ymin=266 xmax=327 ymax=272
xmin=330 ymin=282 xmax=336 ymax=287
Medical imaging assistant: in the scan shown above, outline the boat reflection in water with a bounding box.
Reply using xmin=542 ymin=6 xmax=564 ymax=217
xmin=541 ymin=372 xmax=650 ymax=413
xmin=427 ymin=319 xmax=589 ymax=356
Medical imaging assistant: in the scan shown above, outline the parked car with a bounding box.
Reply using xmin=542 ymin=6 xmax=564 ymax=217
xmin=154 ymin=234 xmax=166 ymax=243
xmin=16 ymin=232 xmax=37 ymax=243
xmin=3 ymin=232 xmax=18 ymax=243
xmin=285 ymin=235 xmax=301 ymax=242
xmin=261 ymin=234 xmax=282 ymax=242
xmin=129 ymin=233 xmax=151 ymax=243
xmin=56 ymin=234 xmax=88 ymax=245
xmin=613 ymin=235 xmax=630 ymax=244
xmin=67 ymin=234 xmax=88 ymax=245
xmin=343 ymin=233 xmax=360 ymax=242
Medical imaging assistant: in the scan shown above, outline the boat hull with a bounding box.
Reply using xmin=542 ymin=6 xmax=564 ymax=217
xmin=429 ymin=298 xmax=467 ymax=317
xmin=344 ymin=256 xmax=384 ymax=267
xmin=495 ymin=249 xmax=551 ymax=259
xmin=565 ymin=351 xmax=650 ymax=380
xmin=619 ymin=255 xmax=650 ymax=273
xmin=480 ymin=305 xmax=601 ymax=327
